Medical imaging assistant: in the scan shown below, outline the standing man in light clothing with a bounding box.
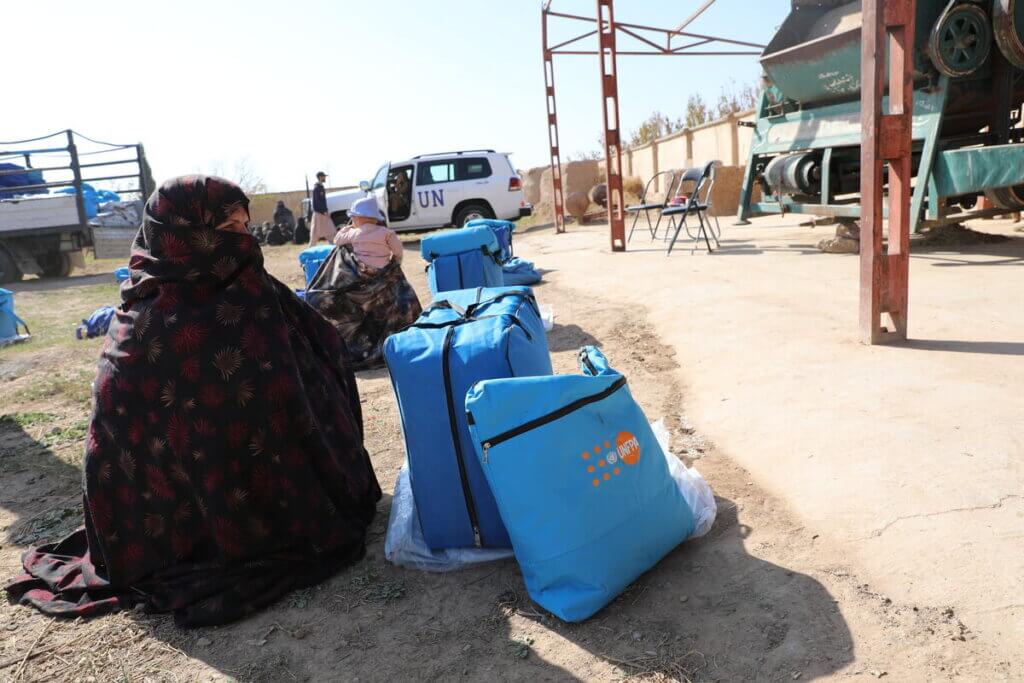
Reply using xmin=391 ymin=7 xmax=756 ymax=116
xmin=309 ymin=171 xmax=335 ymax=245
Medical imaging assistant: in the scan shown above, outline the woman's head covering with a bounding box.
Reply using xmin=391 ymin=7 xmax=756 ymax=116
xmin=122 ymin=176 xmax=255 ymax=305
xmin=145 ymin=175 xmax=248 ymax=231
xmin=349 ymin=196 xmax=385 ymax=222
xmin=5 ymin=175 xmax=382 ymax=626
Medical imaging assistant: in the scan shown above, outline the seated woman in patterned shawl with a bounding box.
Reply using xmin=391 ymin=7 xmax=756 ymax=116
xmin=6 ymin=176 xmax=381 ymax=627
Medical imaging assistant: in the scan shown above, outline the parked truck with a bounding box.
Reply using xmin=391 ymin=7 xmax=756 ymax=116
xmin=0 ymin=130 xmax=152 ymax=283
xmin=738 ymin=0 xmax=1024 ymax=232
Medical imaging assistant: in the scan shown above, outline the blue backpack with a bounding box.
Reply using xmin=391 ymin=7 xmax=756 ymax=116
xmin=465 ymin=218 xmax=515 ymax=262
xmin=421 ymin=227 xmax=503 ymax=295
xmin=384 ymin=287 xmax=552 ymax=550
xmin=0 ymin=288 xmax=30 ymax=345
xmin=465 ymin=347 xmax=697 ymax=621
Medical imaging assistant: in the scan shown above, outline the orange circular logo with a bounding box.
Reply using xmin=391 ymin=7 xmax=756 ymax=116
xmin=615 ymin=431 xmax=641 ymax=466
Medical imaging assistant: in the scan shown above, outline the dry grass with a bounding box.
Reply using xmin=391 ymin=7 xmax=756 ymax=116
xmin=0 ymin=611 xmax=195 ymax=683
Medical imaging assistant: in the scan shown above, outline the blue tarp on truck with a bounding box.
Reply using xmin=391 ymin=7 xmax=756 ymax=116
xmin=0 ymin=164 xmax=45 ymax=200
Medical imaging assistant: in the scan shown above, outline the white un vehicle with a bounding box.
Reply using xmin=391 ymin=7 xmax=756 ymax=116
xmin=324 ymin=150 xmax=531 ymax=232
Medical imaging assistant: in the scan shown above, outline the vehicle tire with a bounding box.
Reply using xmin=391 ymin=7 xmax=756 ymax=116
xmin=330 ymin=210 xmax=349 ymax=227
xmin=0 ymin=247 xmax=22 ymax=284
xmin=984 ymin=185 xmax=1024 ymax=210
xmin=453 ymin=202 xmax=493 ymax=227
xmin=38 ymin=251 xmax=72 ymax=279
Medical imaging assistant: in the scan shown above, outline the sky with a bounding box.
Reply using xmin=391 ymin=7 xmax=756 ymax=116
xmin=4 ymin=0 xmax=790 ymax=193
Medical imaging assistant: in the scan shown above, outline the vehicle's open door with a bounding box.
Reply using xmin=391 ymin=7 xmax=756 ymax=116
xmin=371 ymin=162 xmax=391 ymax=225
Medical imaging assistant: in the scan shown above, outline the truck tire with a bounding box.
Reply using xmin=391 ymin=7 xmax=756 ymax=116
xmin=0 ymin=247 xmax=22 ymax=284
xmin=330 ymin=210 xmax=349 ymax=227
xmin=984 ymin=185 xmax=1024 ymax=210
xmin=453 ymin=202 xmax=493 ymax=227
xmin=39 ymin=251 xmax=72 ymax=279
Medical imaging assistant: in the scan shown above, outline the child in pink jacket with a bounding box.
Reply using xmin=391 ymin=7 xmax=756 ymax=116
xmin=333 ymin=196 xmax=403 ymax=269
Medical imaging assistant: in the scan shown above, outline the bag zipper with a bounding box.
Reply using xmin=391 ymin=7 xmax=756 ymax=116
xmin=478 ymin=376 xmax=628 ymax=463
xmin=442 ymin=325 xmax=484 ymax=547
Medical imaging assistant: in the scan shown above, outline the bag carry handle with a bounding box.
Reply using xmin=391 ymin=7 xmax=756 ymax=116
xmin=423 ymin=290 xmax=537 ymax=320
xmin=577 ymin=346 xmax=613 ymax=377
xmin=13 ymin=313 xmax=29 ymax=336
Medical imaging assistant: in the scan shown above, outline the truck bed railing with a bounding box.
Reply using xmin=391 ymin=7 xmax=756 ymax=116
xmin=0 ymin=129 xmax=153 ymax=234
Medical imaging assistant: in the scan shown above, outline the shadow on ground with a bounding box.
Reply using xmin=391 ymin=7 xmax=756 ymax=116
xmin=901 ymin=339 xmax=1024 ymax=356
xmin=0 ymin=418 xmax=82 ymax=552
xmin=131 ymin=497 xmax=853 ymax=681
xmin=547 ymin=322 xmax=601 ymax=353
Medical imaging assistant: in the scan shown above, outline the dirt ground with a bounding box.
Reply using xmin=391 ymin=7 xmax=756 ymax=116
xmin=0 ymin=237 xmax=1015 ymax=681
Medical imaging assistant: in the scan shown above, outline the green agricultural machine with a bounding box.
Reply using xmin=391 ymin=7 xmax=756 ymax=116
xmin=737 ymin=0 xmax=1024 ymax=231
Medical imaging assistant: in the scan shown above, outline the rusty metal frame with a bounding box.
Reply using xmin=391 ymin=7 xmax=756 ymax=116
xmin=859 ymin=0 xmax=915 ymax=344
xmin=541 ymin=0 xmax=762 ymax=251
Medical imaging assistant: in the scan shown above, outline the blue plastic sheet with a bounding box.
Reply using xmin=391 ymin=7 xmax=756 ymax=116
xmin=0 ymin=164 xmax=45 ymax=199
xmin=501 ymin=257 xmax=541 ymax=286
xmin=76 ymin=305 xmax=116 ymax=340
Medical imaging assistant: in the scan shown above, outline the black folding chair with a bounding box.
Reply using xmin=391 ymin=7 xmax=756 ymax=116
xmin=626 ymin=170 xmax=679 ymax=242
xmin=663 ymin=161 xmax=720 ymax=255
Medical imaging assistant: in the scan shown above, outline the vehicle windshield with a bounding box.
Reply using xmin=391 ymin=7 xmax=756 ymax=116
xmin=371 ymin=164 xmax=388 ymax=190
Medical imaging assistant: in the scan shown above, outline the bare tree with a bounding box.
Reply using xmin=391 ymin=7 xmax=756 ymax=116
xmin=685 ymin=94 xmax=712 ymax=128
xmin=203 ymin=157 xmax=268 ymax=195
xmin=714 ymin=80 xmax=760 ymax=119
xmin=628 ymin=110 xmax=686 ymax=147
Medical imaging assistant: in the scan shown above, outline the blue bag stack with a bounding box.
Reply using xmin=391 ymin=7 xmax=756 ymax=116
xmin=384 ymin=286 xmax=552 ymax=550
xmin=465 ymin=347 xmax=697 ymax=621
xmin=421 ymin=227 xmax=503 ymax=295
xmin=464 ymin=218 xmax=542 ymax=286
xmin=298 ymin=244 xmax=335 ymax=286
xmin=465 ymin=219 xmax=515 ymax=261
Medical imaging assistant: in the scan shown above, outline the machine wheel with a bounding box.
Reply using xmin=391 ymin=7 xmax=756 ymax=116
xmin=453 ymin=202 xmax=493 ymax=227
xmin=38 ymin=251 xmax=72 ymax=279
xmin=993 ymin=0 xmax=1024 ymax=69
xmin=0 ymin=247 xmax=23 ymax=284
xmin=984 ymin=184 xmax=1024 ymax=210
xmin=929 ymin=3 xmax=993 ymax=77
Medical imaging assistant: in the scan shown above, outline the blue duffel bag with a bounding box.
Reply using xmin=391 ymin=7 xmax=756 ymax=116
xmin=465 ymin=347 xmax=699 ymax=621
xmin=465 ymin=218 xmax=515 ymax=261
xmin=421 ymin=227 xmax=503 ymax=295
xmin=384 ymin=286 xmax=552 ymax=550
xmin=299 ymin=244 xmax=335 ymax=286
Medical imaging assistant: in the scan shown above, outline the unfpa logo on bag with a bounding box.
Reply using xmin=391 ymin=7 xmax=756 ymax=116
xmin=582 ymin=431 xmax=640 ymax=488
